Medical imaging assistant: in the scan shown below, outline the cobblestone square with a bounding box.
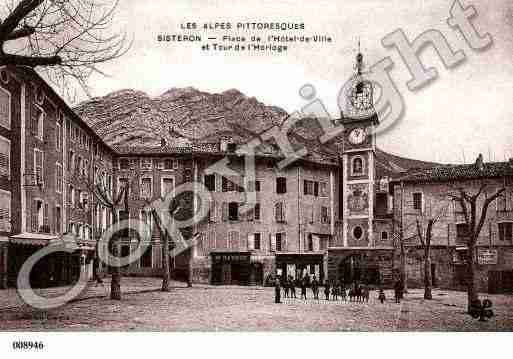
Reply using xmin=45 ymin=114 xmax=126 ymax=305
xmin=1 ymin=278 xmax=512 ymax=331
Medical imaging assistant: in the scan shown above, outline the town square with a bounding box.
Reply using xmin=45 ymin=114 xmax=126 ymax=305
xmin=0 ymin=3 xmax=512 ymax=358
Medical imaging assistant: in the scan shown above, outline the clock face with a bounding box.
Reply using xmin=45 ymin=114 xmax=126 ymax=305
xmin=349 ymin=127 xmax=366 ymax=144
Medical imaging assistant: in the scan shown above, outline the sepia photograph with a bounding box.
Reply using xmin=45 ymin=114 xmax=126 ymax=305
xmin=0 ymin=0 xmax=512 ymax=356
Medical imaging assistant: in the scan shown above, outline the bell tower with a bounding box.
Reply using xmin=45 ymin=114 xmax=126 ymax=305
xmin=340 ymin=50 xmax=379 ymax=248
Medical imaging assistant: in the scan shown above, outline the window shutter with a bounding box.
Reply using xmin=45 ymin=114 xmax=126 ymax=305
xmin=314 ymin=182 xmax=319 ymax=197
xmin=247 ymin=234 xmax=254 ymax=250
xmin=282 ymin=203 xmax=286 ymax=221
xmin=270 ymin=234 xmax=276 ymax=252
xmin=222 ymin=176 xmax=228 ymax=192
xmin=209 ymin=201 xmax=216 ymax=222
xmin=43 ymin=203 xmax=49 ymax=228
xmin=222 ymin=202 xmax=228 ymax=222
xmin=0 ymin=192 xmax=9 ymax=232
xmin=247 ymin=206 xmax=254 ymax=221
xmin=313 ymin=235 xmax=320 ymax=251
xmin=31 ymin=200 xmax=38 ymax=232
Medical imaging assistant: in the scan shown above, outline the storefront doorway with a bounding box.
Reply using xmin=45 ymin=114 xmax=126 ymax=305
xmin=211 ymin=252 xmax=251 ymax=285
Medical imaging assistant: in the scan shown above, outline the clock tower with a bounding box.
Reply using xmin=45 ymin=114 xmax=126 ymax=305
xmin=339 ymin=51 xmax=379 ymax=248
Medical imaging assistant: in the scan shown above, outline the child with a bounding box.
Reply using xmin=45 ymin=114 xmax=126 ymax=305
xmin=378 ymin=288 xmax=386 ymax=304
xmin=324 ymin=281 xmax=330 ymax=300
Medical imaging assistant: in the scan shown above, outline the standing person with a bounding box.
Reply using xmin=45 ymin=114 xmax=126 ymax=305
xmin=339 ymin=281 xmax=346 ymax=301
xmin=394 ymin=279 xmax=402 ymax=304
xmin=289 ymin=275 xmax=297 ymax=298
xmin=311 ymin=275 xmax=319 ymax=300
xmin=283 ymin=276 xmax=289 ymax=298
xmin=331 ymin=281 xmax=338 ymax=301
xmin=378 ymin=287 xmax=386 ymax=304
xmin=275 ymin=276 xmax=282 ymax=304
xmin=300 ymin=277 xmax=307 ymax=300
xmin=324 ymin=280 xmax=330 ymax=300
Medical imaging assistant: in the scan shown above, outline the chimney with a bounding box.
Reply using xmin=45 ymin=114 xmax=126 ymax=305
xmin=475 ymin=153 xmax=484 ymax=171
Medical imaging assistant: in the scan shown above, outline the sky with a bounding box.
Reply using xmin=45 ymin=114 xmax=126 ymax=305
xmin=77 ymin=0 xmax=513 ymax=164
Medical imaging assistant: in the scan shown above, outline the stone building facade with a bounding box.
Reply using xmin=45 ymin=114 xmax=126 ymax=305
xmin=1 ymin=55 xmax=512 ymax=293
xmin=391 ymin=161 xmax=513 ymax=293
xmin=0 ymin=66 xmax=114 ymax=288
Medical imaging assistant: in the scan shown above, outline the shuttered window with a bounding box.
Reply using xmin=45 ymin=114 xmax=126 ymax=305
xmin=55 ymin=163 xmax=63 ymax=193
xmin=254 ymin=233 xmax=261 ymax=250
xmin=321 ymin=206 xmax=330 ymax=224
xmin=0 ymin=190 xmax=11 ymax=232
xmin=55 ymin=123 xmax=62 ymax=151
xmin=276 ymin=232 xmax=285 ymax=252
xmin=0 ymin=88 xmax=10 ymax=130
xmin=221 ymin=202 xmax=228 ymax=222
xmin=254 ymin=203 xmax=261 ymax=221
xmin=34 ymin=149 xmax=44 ymax=186
xmin=32 ymin=105 xmax=44 ymax=140
xmin=228 ymin=231 xmax=239 ymax=249
xmin=0 ymin=136 xmax=9 ymax=178
xmin=208 ymin=201 xmax=216 ymax=222
xmin=499 ymin=222 xmax=513 ymax=241
xmin=161 ymin=177 xmax=174 ymax=197
xmin=141 ymin=178 xmax=152 ymax=199
xmin=275 ymin=202 xmax=286 ymax=222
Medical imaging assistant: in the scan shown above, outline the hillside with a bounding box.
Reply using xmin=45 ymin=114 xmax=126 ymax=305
xmin=74 ymin=87 xmax=439 ymax=177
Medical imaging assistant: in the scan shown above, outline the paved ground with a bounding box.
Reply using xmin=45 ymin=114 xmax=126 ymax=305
xmin=1 ymin=277 xmax=512 ymax=331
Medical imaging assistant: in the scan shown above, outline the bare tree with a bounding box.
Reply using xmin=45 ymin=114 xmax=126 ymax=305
xmin=91 ymin=174 xmax=129 ymax=300
xmin=449 ymin=183 xmax=504 ymax=311
xmin=415 ymin=204 xmax=446 ymax=300
xmin=0 ymin=0 xmax=130 ymax=99
xmin=146 ymin=206 xmax=178 ymax=292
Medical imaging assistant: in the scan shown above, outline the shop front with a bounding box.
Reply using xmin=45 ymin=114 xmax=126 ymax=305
xmin=275 ymin=252 xmax=326 ymax=283
xmin=7 ymin=233 xmax=95 ymax=288
xmin=211 ymin=251 xmax=252 ymax=285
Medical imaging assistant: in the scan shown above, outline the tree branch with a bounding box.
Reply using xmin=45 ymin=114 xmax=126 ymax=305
xmin=475 ymin=187 xmax=505 ymax=241
xmin=0 ymin=0 xmax=45 ymax=42
xmin=4 ymin=25 xmax=35 ymax=41
xmin=416 ymin=218 xmax=425 ymax=247
xmin=0 ymin=53 xmax=61 ymax=67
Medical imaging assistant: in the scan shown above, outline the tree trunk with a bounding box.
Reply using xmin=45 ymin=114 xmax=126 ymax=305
xmin=424 ymin=250 xmax=432 ymax=300
xmin=93 ymin=240 xmax=101 ymax=282
xmin=187 ymin=246 xmax=193 ymax=287
xmin=110 ymin=236 xmax=121 ymax=300
xmin=109 ymin=209 xmax=121 ymax=300
xmin=400 ymin=240 xmax=408 ymax=293
xmin=467 ymin=243 xmax=479 ymax=312
xmin=161 ymin=233 xmax=170 ymax=292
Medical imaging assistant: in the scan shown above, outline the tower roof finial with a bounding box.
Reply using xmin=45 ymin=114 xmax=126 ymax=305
xmin=355 ymin=37 xmax=363 ymax=75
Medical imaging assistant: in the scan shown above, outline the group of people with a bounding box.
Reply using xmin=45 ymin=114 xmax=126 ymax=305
xmin=274 ymin=274 xmax=405 ymax=305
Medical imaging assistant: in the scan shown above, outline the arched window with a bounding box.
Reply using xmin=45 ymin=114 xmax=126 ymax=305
xmin=352 ymin=157 xmax=364 ymax=175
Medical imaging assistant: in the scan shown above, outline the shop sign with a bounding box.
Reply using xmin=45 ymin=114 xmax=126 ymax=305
xmin=478 ymin=249 xmax=498 ymax=265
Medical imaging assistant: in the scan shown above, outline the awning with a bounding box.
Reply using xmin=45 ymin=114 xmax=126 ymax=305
xmin=10 ymin=232 xmax=59 ymax=246
xmin=10 ymin=233 xmax=96 ymax=251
